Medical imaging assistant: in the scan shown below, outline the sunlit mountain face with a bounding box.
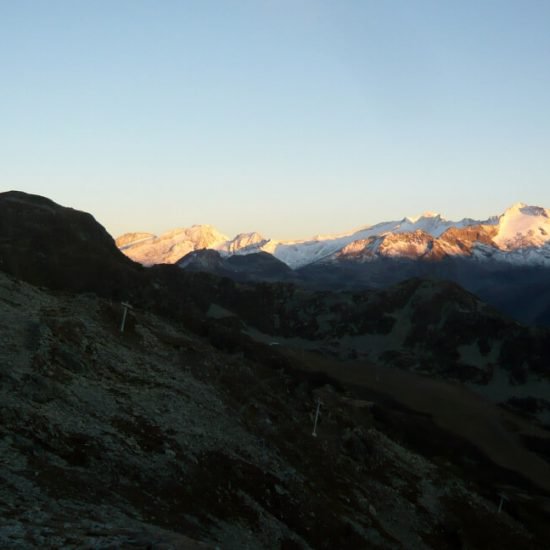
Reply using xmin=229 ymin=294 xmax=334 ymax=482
xmin=117 ymin=202 xmax=550 ymax=268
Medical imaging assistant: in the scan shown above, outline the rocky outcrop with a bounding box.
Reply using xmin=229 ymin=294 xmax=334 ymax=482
xmin=0 ymin=191 xmax=140 ymax=296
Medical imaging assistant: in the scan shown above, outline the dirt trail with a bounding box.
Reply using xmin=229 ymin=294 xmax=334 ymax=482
xmin=283 ymin=349 xmax=550 ymax=493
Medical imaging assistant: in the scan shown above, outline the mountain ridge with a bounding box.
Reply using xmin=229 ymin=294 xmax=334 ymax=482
xmin=116 ymin=202 xmax=550 ymax=269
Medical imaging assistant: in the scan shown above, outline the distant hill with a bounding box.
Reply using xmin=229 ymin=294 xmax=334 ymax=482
xmin=177 ymin=249 xmax=296 ymax=283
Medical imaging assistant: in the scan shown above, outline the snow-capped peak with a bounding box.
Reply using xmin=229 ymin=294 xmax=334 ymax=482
xmin=494 ymin=203 xmax=550 ymax=250
xmin=116 ymin=224 xmax=229 ymax=265
xmin=405 ymin=211 xmax=441 ymax=224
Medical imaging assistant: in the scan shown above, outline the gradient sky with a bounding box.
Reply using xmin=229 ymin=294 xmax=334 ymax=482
xmin=1 ymin=1 xmax=549 ymax=239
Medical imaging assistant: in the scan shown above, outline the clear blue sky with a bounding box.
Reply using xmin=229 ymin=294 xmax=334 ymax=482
xmin=1 ymin=0 xmax=549 ymax=239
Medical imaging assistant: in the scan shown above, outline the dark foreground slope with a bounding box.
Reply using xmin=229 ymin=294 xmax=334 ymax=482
xmin=1 ymin=191 xmax=550 ymax=548
xmin=2 ymin=271 xmax=550 ymax=549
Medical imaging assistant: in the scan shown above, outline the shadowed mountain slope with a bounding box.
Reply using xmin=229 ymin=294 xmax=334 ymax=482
xmin=177 ymin=249 xmax=296 ymax=283
xmin=297 ymin=256 xmax=550 ymax=327
xmin=0 ymin=191 xmax=140 ymax=295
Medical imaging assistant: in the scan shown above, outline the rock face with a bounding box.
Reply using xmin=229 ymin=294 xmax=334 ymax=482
xmin=330 ymin=224 xmax=500 ymax=262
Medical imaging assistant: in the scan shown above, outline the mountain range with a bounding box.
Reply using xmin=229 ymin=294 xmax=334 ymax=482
xmin=117 ymin=203 xmax=550 ymax=326
xmin=116 ymin=203 xmax=550 ymax=268
xmin=1 ymin=190 xmax=550 ymax=547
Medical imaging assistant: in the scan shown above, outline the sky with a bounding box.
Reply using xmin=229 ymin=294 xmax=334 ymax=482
xmin=1 ymin=0 xmax=549 ymax=239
